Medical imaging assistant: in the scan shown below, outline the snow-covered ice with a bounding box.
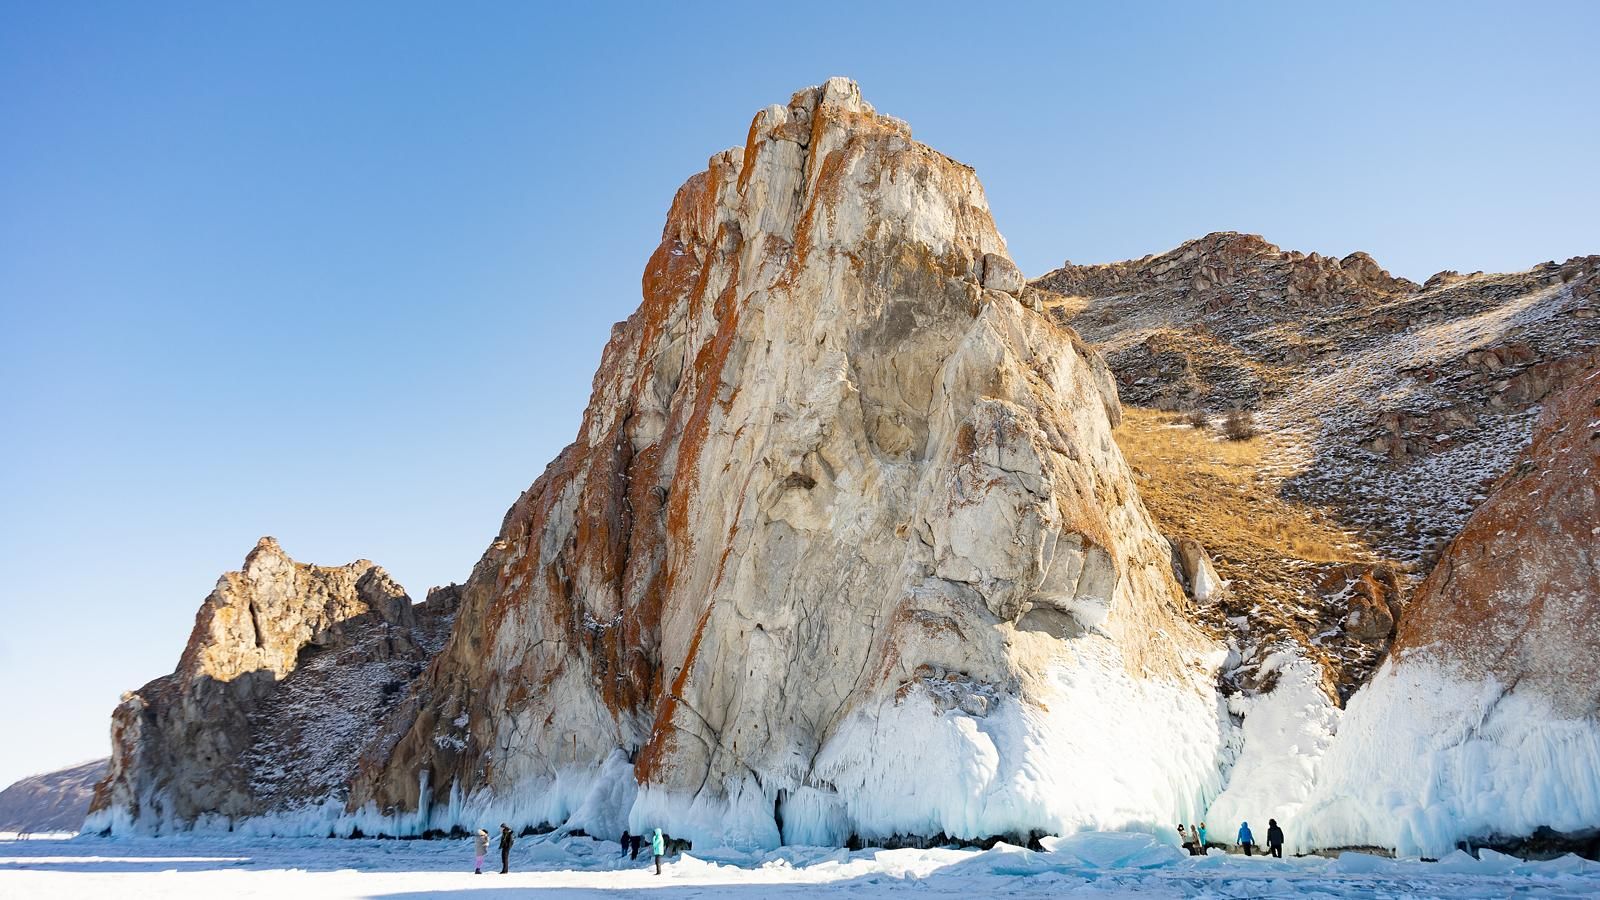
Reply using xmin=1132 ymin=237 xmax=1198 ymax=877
xmin=4 ymin=832 xmax=1598 ymax=899
xmin=1299 ymin=657 xmax=1600 ymax=858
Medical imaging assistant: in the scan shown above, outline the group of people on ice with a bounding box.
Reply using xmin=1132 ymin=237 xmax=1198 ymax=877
xmin=468 ymin=823 xmax=668 ymax=875
xmin=1177 ymin=819 xmax=1286 ymax=857
xmin=620 ymin=827 xmax=669 ymax=874
xmin=470 ymin=825 xmax=517 ymax=874
xmin=475 ymin=817 xmax=1288 ymax=874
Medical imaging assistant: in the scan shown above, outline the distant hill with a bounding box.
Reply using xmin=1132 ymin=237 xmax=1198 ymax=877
xmin=0 ymin=759 xmax=107 ymax=834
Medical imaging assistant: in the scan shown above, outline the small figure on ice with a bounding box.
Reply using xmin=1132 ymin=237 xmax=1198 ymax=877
xmin=473 ymin=827 xmax=488 ymax=874
xmin=1177 ymin=823 xmax=1195 ymax=855
xmin=499 ymin=823 xmax=515 ymax=874
xmin=1196 ymin=821 xmax=1208 ymax=850
xmin=1267 ymin=818 xmax=1285 ymax=858
xmin=652 ymin=827 xmax=666 ymax=875
xmin=1237 ymin=821 xmax=1255 ymax=856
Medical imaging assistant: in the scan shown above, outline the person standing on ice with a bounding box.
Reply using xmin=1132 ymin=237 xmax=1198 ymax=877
xmin=473 ymin=828 xmax=489 ymax=874
xmin=651 ymin=827 xmax=666 ymax=875
xmin=1196 ymin=822 xmax=1208 ymax=850
xmin=1267 ymin=819 xmax=1285 ymax=858
xmin=499 ymin=823 xmax=515 ymax=874
xmin=1237 ymin=821 xmax=1255 ymax=856
xmin=1177 ymin=824 xmax=1194 ymax=855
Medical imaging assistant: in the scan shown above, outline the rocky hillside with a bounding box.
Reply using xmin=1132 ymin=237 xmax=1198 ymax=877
xmin=86 ymin=538 xmax=457 ymax=834
xmin=0 ymin=759 xmax=106 ymax=834
xmin=1036 ymin=233 xmax=1599 ymax=567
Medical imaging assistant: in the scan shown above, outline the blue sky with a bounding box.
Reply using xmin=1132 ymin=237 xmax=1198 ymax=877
xmin=1 ymin=0 xmax=1596 ymax=789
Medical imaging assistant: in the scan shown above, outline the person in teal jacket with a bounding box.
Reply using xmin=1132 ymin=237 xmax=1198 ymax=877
xmin=1237 ymin=821 xmax=1255 ymax=856
xmin=652 ymin=827 xmax=666 ymax=875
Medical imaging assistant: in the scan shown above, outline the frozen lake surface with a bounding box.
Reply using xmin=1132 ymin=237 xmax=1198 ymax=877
xmin=3 ymin=832 xmax=1599 ymax=898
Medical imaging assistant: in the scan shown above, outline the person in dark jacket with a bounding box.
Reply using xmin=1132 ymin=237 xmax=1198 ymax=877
xmin=630 ymin=831 xmax=642 ymax=860
xmin=499 ymin=824 xmax=515 ymax=874
xmin=620 ymin=829 xmax=632 ymax=863
xmin=1237 ymin=821 xmax=1255 ymax=856
xmin=1267 ymin=819 xmax=1285 ymax=858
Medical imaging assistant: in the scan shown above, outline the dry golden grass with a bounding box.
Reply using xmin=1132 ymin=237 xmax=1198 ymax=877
xmin=1115 ymin=407 xmax=1366 ymax=566
xmin=1115 ymin=407 xmax=1398 ymax=700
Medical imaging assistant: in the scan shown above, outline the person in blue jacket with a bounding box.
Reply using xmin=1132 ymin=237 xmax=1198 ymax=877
xmin=652 ymin=827 xmax=666 ymax=875
xmin=1237 ymin=821 xmax=1255 ymax=856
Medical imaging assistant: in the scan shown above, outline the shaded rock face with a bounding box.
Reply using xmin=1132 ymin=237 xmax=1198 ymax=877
xmin=350 ymin=79 xmax=1223 ymax=847
xmin=86 ymin=538 xmax=457 ymax=833
xmin=1299 ymin=353 xmax=1600 ymax=856
xmin=0 ymin=759 xmax=107 ymax=833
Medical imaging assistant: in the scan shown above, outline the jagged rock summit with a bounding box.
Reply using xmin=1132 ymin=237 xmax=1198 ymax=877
xmin=337 ymin=77 xmax=1224 ymax=847
xmin=86 ymin=538 xmax=458 ymax=833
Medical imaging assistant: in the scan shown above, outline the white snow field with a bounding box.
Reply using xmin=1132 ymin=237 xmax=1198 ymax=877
xmin=3 ymin=832 xmax=1598 ymax=899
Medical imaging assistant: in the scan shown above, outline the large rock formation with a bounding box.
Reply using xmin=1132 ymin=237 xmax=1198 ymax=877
xmin=345 ymin=78 xmax=1225 ymax=847
xmin=86 ymin=538 xmax=457 ymax=834
xmin=0 ymin=759 xmax=107 ymax=834
xmin=1298 ymin=353 xmax=1600 ymax=857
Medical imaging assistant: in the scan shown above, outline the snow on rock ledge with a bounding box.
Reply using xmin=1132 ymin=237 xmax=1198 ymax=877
xmin=348 ymin=78 xmax=1228 ymax=847
xmin=1298 ymin=356 xmax=1600 ymax=857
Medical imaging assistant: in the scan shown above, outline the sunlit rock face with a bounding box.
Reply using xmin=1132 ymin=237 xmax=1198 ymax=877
xmin=1299 ymin=353 xmax=1600 ymax=857
xmin=86 ymin=538 xmax=457 ymax=834
xmin=351 ymin=78 xmax=1225 ymax=848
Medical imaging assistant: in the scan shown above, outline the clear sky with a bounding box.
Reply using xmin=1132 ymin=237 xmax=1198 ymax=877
xmin=1 ymin=0 xmax=1596 ymax=789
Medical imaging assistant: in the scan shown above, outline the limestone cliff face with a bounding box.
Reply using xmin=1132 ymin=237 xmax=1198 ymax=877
xmin=87 ymin=538 xmax=457 ymax=833
xmin=349 ymin=79 xmax=1223 ymax=847
xmin=1299 ymin=352 xmax=1600 ymax=856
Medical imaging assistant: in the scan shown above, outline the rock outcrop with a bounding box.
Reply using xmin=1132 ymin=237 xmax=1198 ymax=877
xmin=0 ymin=759 xmax=107 ymax=834
xmin=1297 ymin=353 xmax=1600 ymax=857
xmin=345 ymin=78 xmax=1224 ymax=847
xmin=86 ymin=538 xmax=457 ymax=834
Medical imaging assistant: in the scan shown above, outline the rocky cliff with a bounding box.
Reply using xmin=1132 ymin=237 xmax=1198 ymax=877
xmin=342 ymin=78 xmax=1224 ymax=847
xmin=86 ymin=538 xmax=457 ymax=834
xmin=0 ymin=759 xmax=106 ymax=834
xmin=1298 ymin=353 xmax=1600 ymax=857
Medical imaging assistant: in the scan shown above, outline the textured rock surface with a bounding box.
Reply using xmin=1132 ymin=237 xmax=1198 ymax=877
xmin=348 ymin=79 xmax=1224 ymax=847
xmin=86 ymin=538 xmax=457 ymax=833
xmin=0 ymin=759 xmax=106 ymax=833
xmin=1298 ymin=353 xmax=1600 ymax=856
xmin=1037 ymin=233 xmax=1600 ymax=568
